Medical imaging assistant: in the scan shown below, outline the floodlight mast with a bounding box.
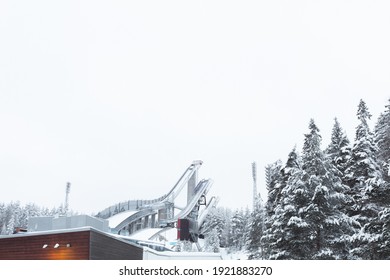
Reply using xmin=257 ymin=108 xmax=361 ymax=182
xmin=252 ymin=162 xmax=257 ymax=210
xmin=65 ymin=182 xmax=71 ymax=214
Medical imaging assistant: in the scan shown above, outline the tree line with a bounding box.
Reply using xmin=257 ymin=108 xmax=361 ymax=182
xmin=201 ymin=99 xmax=390 ymax=259
xmin=247 ymin=99 xmax=390 ymax=259
xmin=0 ymin=202 xmax=69 ymax=235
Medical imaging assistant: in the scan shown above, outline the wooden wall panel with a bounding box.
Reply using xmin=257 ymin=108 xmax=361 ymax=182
xmin=0 ymin=231 xmax=90 ymax=260
xmin=89 ymin=231 xmax=143 ymax=260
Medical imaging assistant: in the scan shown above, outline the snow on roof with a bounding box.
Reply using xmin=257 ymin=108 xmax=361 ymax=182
xmin=106 ymin=210 xmax=138 ymax=228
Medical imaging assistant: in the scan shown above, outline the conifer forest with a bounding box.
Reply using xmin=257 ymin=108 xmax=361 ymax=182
xmin=202 ymin=98 xmax=390 ymax=260
xmin=254 ymin=99 xmax=390 ymax=259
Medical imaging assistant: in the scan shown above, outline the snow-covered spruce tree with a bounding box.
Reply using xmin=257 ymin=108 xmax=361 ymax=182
xmin=243 ymin=207 xmax=251 ymax=248
xmin=376 ymin=208 xmax=390 ymax=259
xmin=1 ymin=223 xmax=6 ymax=235
xmin=375 ymin=99 xmax=390 ymax=182
xmin=373 ymin=101 xmax=390 ymax=208
xmin=230 ymin=209 xmax=247 ymax=251
xmin=325 ymin=118 xmax=358 ymax=233
xmin=261 ymin=147 xmax=302 ymax=259
xmin=345 ymin=100 xmax=383 ymax=204
xmin=4 ymin=201 xmax=22 ymax=234
xmin=221 ymin=208 xmax=233 ymax=249
xmin=247 ymin=194 xmax=266 ymax=259
xmin=326 ymin=118 xmax=352 ymax=182
xmin=6 ymin=214 xmax=15 ymax=235
xmin=264 ymin=160 xmax=283 ymax=216
xmin=262 ymin=159 xmax=283 ymax=257
xmin=204 ymin=227 xmax=220 ymax=253
xmin=266 ymin=166 xmax=310 ymax=259
xmin=268 ymin=120 xmax=352 ymax=259
xmin=347 ymin=100 xmax=388 ymax=259
xmin=200 ymin=207 xmax=227 ymax=248
xmin=303 ymin=119 xmax=354 ymax=259
xmin=265 ymin=141 xmax=313 ymax=259
xmin=0 ymin=203 xmax=6 ymax=235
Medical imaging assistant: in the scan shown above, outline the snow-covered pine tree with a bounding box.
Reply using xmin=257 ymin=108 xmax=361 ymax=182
xmin=1 ymin=223 xmax=6 ymax=235
xmin=345 ymin=100 xmax=383 ymax=194
xmin=265 ymin=123 xmax=322 ymax=259
xmin=266 ymin=167 xmax=310 ymax=259
xmin=204 ymin=227 xmax=220 ymax=253
xmin=374 ymin=99 xmax=390 ymax=181
xmin=325 ymin=118 xmax=357 ymax=231
xmin=347 ymin=99 xmax=386 ymax=259
xmin=264 ymin=160 xmax=283 ymax=216
xmin=243 ymin=206 xmax=251 ymax=248
xmin=6 ymin=214 xmax=15 ymax=235
xmin=326 ymin=118 xmax=352 ymax=180
xmin=200 ymin=207 xmax=227 ymax=247
xmin=261 ymin=147 xmax=302 ymax=259
xmin=302 ymin=119 xmax=353 ymax=259
xmin=373 ymin=101 xmax=390 ymax=207
xmin=377 ymin=208 xmax=390 ymax=259
xmin=230 ymin=209 xmax=247 ymax=251
xmin=5 ymin=201 xmax=22 ymax=234
xmin=247 ymin=194 xmax=265 ymax=259
xmin=268 ymin=119 xmax=351 ymax=259
xmin=262 ymin=160 xmax=282 ymax=259
xmin=220 ymin=208 xmax=233 ymax=249
xmin=0 ymin=203 xmax=6 ymax=235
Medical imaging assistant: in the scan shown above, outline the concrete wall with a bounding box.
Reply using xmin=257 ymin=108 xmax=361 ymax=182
xmin=28 ymin=215 xmax=109 ymax=233
xmin=28 ymin=216 xmax=53 ymax=232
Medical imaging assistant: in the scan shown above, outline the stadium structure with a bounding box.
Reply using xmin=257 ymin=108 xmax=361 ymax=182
xmin=0 ymin=160 xmax=221 ymax=260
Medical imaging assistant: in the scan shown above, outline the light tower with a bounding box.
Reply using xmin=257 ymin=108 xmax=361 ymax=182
xmin=65 ymin=182 xmax=71 ymax=215
xmin=252 ymin=162 xmax=257 ymax=209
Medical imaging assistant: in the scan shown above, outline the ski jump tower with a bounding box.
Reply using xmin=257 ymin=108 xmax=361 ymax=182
xmin=157 ymin=160 xmax=202 ymax=226
xmin=101 ymin=160 xmax=217 ymax=243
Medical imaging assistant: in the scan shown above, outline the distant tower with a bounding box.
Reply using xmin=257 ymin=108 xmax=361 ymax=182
xmin=252 ymin=162 xmax=257 ymax=209
xmin=65 ymin=182 xmax=71 ymax=214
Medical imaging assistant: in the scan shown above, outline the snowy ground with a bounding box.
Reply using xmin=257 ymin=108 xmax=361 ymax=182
xmin=220 ymin=249 xmax=249 ymax=260
xmin=126 ymin=227 xmax=248 ymax=259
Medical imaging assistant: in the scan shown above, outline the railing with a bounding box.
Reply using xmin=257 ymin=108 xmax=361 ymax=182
xmin=97 ymin=161 xmax=203 ymax=219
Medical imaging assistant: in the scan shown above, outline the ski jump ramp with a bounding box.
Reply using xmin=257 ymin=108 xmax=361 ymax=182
xmin=100 ymin=160 xmax=217 ymax=240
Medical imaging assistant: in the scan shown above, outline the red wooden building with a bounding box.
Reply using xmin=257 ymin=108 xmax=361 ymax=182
xmin=0 ymin=227 xmax=143 ymax=260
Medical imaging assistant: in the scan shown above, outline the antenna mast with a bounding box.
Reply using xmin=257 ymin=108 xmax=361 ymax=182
xmin=252 ymin=162 xmax=257 ymax=209
xmin=65 ymin=182 xmax=71 ymax=214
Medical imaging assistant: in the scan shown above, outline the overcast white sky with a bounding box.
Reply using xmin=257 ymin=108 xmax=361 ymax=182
xmin=1 ymin=0 xmax=389 ymax=214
